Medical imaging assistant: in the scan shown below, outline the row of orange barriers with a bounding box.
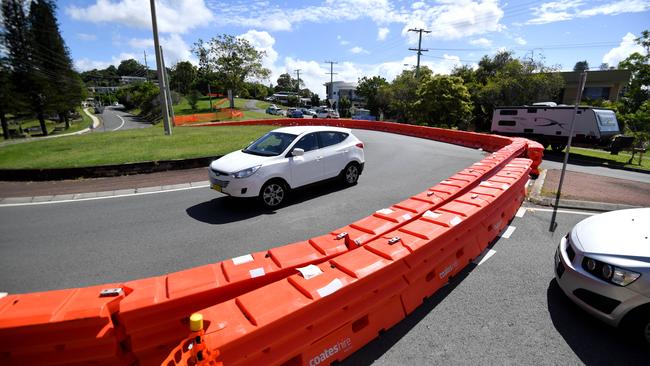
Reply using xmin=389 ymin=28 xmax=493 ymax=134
xmin=0 ymin=119 xmax=543 ymax=365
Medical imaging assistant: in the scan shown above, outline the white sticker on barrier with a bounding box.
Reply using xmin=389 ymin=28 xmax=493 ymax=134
xmin=249 ymin=267 xmax=265 ymax=278
xmin=402 ymin=214 xmax=412 ymax=221
xmin=297 ymin=264 xmax=323 ymax=280
xmin=423 ymin=210 xmax=441 ymax=219
xmin=501 ymin=184 xmax=510 ymax=190
xmin=376 ymin=208 xmax=394 ymax=215
xmin=0 ymin=292 xmax=7 ymax=299
xmin=450 ymin=216 xmax=462 ymax=226
xmin=232 ymin=254 xmax=254 ymax=265
xmin=317 ymin=278 xmax=344 ymax=298
xmin=480 ymin=181 xmax=492 ymax=186
xmin=515 ymin=207 xmax=526 ymax=218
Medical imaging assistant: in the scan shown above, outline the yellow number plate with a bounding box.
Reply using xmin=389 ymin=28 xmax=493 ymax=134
xmin=211 ymin=184 xmax=222 ymax=192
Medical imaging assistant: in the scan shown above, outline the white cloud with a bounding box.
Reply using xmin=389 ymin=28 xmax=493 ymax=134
xmin=77 ymin=33 xmax=97 ymax=41
xmin=377 ymin=27 xmax=390 ymax=41
xmin=239 ymin=29 xmax=279 ymax=74
xmin=66 ymin=0 xmax=214 ymax=34
xmin=401 ymin=0 xmax=505 ymax=41
xmin=514 ymin=37 xmax=527 ymax=45
xmin=350 ymin=46 xmax=369 ymax=54
xmin=127 ymin=34 xmax=196 ymax=66
xmin=602 ymin=32 xmax=645 ymax=67
xmin=469 ymin=37 xmax=492 ymax=47
xmin=528 ymin=0 xmax=650 ymax=25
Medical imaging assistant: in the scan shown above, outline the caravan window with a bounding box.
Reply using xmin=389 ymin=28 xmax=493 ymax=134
xmin=498 ymin=120 xmax=516 ymax=126
xmin=499 ymin=110 xmax=518 ymax=115
xmin=594 ymin=109 xmax=619 ymax=133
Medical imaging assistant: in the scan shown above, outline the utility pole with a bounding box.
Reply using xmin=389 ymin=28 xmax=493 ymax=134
xmin=549 ymin=71 xmax=588 ymax=232
xmin=143 ymin=50 xmax=149 ymax=81
xmin=149 ymin=0 xmax=172 ymax=135
xmin=294 ymin=69 xmax=301 ymax=93
xmin=160 ymin=46 xmax=175 ymax=124
xmin=324 ymin=61 xmax=337 ymax=101
xmin=408 ymin=28 xmax=431 ymax=78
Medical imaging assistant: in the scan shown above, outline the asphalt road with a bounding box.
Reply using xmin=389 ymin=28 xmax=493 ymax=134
xmin=0 ymin=130 xmax=485 ymax=293
xmin=540 ymin=151 xmax=649 ymax=183
xmin=342 ymin=206 xmax=648 ymax=365
xmin=98 ymin=105 xmax=151 ymax=131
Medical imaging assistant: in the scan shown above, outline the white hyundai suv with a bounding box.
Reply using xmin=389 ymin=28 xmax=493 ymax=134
xmin=208 ymin=126 xmax=365 ymax=207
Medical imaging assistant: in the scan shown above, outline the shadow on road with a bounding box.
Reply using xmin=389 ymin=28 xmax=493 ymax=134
xmin=338 ymin=264 xmax=476 ymax=365
xmin=186 ymin=180 xmax=350 ymax=224
xmin=546 ymin=279 xmax=648 ymax=364
xmin=543 ymin=150 xmax=635 ymax=171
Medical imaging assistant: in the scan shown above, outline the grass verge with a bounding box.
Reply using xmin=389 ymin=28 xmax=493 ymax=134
xmin=0 ymin=124 xmax=275 ymax=169
xmin=550 ymin=146 xmax=649 ymax=172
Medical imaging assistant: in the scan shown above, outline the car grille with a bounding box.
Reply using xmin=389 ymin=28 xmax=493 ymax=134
xmin=573 ymin=288 xmax=621 ymax=314
xmin=566 ymin=236 xmax=576 ymax=262
xmin=211 ymin=168 xmax=229 ymax=176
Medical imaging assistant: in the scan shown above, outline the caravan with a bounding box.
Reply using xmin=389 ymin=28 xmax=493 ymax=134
xmin=491 ymin=105 xmax=624 ymax=151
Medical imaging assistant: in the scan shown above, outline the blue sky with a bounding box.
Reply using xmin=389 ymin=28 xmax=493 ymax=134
xmin=57 ymin=0 xmax=649 ymax=97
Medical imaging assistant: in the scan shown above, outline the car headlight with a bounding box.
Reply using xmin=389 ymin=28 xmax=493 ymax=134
xmin=582 ymin=257 xmax=641 ymax=286
xmin=232 ymin=165 xmax=261 ymax=179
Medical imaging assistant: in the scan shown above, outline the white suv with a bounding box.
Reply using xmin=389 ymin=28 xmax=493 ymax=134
xmin=208 ymin=126 xmax=365 ymax=207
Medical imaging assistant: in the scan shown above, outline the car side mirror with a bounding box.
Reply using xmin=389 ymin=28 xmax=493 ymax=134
xmin=292 ymin=148 xmax=304 ymax=157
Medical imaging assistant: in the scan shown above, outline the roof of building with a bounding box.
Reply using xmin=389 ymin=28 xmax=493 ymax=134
xmin=559 ymin=69 xmax=632 ymax=84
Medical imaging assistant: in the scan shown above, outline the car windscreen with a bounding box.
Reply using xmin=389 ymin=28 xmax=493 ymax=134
xmin=243 ymin=132 xmax=298 ymax=156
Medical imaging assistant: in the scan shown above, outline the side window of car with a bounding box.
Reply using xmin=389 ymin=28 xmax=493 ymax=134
xmin=293 ymin=133 xmax=319 ymax=152
xmin=318 ymin=132 xmax=349 ymax=148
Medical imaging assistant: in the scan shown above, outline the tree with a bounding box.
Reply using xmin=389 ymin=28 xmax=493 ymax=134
xmin=574 ymin=60 xmax=589 ymax=72
xmin=117 ymin=59 xmax=145 ymax=77
xmin=2 ymin=0 xmax=31 ymax=128
xmin=618 ymin=32 xmax=650 ymax=114
xmin=193 ymin=35 xmax=270 ymax=95
xmin=414 ymin=75 xmax=472 ymax=128
xmin=385 ymin=67 xmax=432 ymax=123
xmin=28 ymin=0 xmax=84 ymax=131
xmin=187 ymin=89 xmax=200 ymax=112
xmin=356 ymin=76 xmax=389 ymax=117
xmin=275 ymin=73 xmax=301 ymax=92
xmin=310 ymin=93 xmax=320 ymax=107
xmin=0 ymin=58 xmax=14 ymax=139
xmin=169 ymin=61 xmax=196 ymax=94
xmin=599 ymin=63 xmax=610 ymax=70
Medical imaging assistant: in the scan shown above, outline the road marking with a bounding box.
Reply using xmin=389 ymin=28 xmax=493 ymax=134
xmin=0 ymin=183 xmax=210 ymax=208
xmin=113 ymin=114 xmax=126 ymax=131
xmin=500 ymin=225 xmax=516 ymax=239
xmin=515 ymin=207 xmax=526 ymax=218
xmin=525 ymin=207 xmax=596 ymax=216
xmin=473 ymin=249 xmax=496 ymax=266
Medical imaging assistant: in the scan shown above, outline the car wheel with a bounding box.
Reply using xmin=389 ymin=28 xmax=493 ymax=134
xmin=622 ymin=306 xmax=650 ymax=345
xmin=341 ymin=163 xmax=360 ymax=186
xmin=260 ymin=181 xmax=287 ymax=208
xmin=551 ymin=143 xmax=566 ymax=152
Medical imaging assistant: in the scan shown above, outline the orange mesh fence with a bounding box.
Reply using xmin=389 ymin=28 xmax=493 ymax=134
xmin=174 ymin=108 xmax=243 ymax=126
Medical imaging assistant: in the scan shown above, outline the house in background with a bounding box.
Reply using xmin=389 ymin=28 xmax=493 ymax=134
xmin=557 ymin=69 xmax=631 ymax=104
xmin=324 ymin=81 xmax=365 ymax=110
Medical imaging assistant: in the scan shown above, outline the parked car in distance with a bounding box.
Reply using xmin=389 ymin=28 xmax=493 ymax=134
xmin=315 ymin=107 xmax=339 ymax=119
xmin=208 ymin=126 xmax=365 ymax=208
xmin=554 ymin=208 xmax=650 ymax=345
xmin=288 ymin=108 xmax=304 ymax=118
xmin=301 ymin=108 xmax=317 ymax=118
xmin=266 ymin=105 xmax=281 ymax=115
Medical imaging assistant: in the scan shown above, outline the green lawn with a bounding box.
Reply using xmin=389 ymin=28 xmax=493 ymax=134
xmin=1 ymin=108 xmax=92 ymax=139
xmin=0 ymin=124 xmax=275 ymax=169
xmin=549 ymin=146 xmax=649 ymax=171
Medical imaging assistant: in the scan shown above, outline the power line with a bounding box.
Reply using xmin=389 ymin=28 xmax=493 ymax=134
xmin=294 ymin=69 xmax=301 ymax=92
xmin=408 ymin=28 xmax=431 ymax=78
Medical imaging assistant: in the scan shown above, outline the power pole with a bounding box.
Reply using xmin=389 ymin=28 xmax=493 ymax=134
xmin=143 ymin=50 xmax=148 ymax=81
xmin=294 ymin=69 xmax=301 ymax=93
xmin=160 ymin=46 xmax=175 ymax=124
xmin=408 ymin=28 xmax=431 ymax=78
xmin=148 ymin=0 xmax=172 ymax=135
xmin=324 ymin=61 xmax=337 ymax=101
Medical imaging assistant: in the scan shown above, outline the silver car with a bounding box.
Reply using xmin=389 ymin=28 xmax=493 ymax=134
xmin=555 ymin=208 xmax=650 ymax=344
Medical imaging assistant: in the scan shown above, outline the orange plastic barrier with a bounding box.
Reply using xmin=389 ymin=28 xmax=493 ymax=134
xmin=186 ymin=159 xmax=532 ymax=365
xmin=0 ymin=118 xmax=541 ymax=365
xmin=173 ymin=106 xmax=243 ymax=126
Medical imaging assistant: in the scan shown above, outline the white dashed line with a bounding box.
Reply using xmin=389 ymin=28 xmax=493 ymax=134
xmin=473 ymin=249 xmax=497 ymax=266
xmin=525 ymin=207 xmax=597 ymax=216
xmin=501 ymin=225 xmax=516 ymax=239
xmin=515 ymin=207 xmax=526 ymax=218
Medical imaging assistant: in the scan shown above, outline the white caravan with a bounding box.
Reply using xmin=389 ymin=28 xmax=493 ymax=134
xmin=491 ymin=105 xmax=622 ymax=151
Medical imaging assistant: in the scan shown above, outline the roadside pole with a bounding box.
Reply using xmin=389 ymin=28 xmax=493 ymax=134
xmin=149 ymin=0 xmax=172 ymax=135
xmin=549 ymin=71 xmax=587 ymax=232
xmin=160 ymin=47 xmax=175 ymax=124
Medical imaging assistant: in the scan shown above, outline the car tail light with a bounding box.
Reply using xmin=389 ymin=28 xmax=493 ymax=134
xmin=356 ymin=142 xmax=364 ymax=149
